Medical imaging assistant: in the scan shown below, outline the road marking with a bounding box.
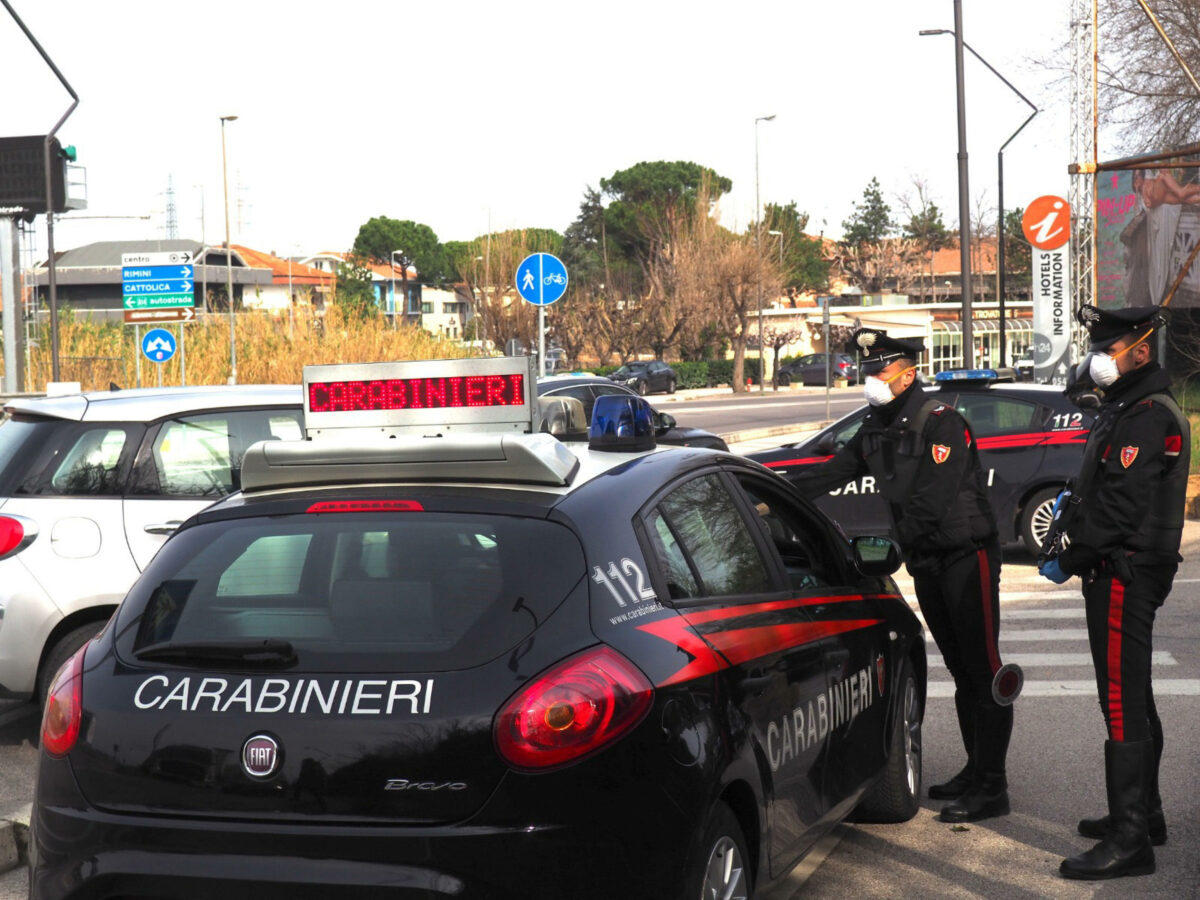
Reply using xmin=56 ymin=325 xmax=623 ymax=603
xmin=923 ymin=627 xmax=1091 ymax=642
xmin=928 ymin=679 xmax=1200 ymax=697
xmin=998 ymin=590 xmax=1080 ymax=601
xmin=928 ymin=651 xmax=1177 ymax=668
xmin=1001 ymin=608 xmax=1085 ymax=619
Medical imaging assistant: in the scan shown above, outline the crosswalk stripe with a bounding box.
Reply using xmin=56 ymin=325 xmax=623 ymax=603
xmin=998 ymin=590 xmax=1080 ymax=601
xmin=1001 ymin=609 xmax=1085 ymax=620
xmin=928 ymin=680 xmax=1200 ymax=697
xmin=923 ymin=628 xmax=1091 ymax=642
xmin=928 ymin=651 xmax=1177 ymax=668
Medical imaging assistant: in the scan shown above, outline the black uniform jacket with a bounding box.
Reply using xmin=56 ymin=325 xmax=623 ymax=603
xmin=1058 ymin=363 xmax=1189 ymax=575
xmin=790 ymin=381 xmax=995 ymax=557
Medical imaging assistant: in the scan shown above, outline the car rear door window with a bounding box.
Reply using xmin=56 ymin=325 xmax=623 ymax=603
xmin=953 ymin=394 xmax=1040 ymax=436
xmin=5 ymin=420 xmax=141 ymax=497
xmin=131 ymin=408 xmax=303 ymax=498
xmin=646 ymin=474 xmax=772 ymax=599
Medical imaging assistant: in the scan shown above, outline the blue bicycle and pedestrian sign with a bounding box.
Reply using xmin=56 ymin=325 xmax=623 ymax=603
xmin=515 ymin=253 xmax=568 ymax=306
xmin=141 ymin=328 xmax=177 ymax=363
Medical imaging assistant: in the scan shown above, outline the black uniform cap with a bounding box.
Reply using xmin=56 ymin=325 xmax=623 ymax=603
xmin=1077 ymin=304 xmax=1167 ymax=352
xmin=849 ymin=328 xmax=925 ymax=375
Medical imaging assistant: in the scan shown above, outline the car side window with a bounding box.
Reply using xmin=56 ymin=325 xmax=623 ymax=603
xmin=734 ymin=474 xmax=842 ymax=591
xmin=645 ymin=474 xmax=772 ymax=600
xmin=556 ymin=385 xmax=598 ymax=422
xmin=22 ymin=425 xmax=138 ymax=496
xmin=131 ymin=408 xmax=303 ymax=498
xmin=953 ymin=395 xmax=1039 ymax=436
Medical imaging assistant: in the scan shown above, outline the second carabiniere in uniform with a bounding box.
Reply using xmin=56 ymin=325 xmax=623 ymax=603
xmin=1039 ymin=304 xmax=1188 ymax=880
xmin=790 ymin=329 xmax=1021 ymax=823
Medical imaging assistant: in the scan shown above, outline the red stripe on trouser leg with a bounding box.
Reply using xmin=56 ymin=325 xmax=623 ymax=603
xmin=978 ymin=548 xmax=1001 ymax=674
xmin=1107 ymin=579 xmax=1126 ymax=741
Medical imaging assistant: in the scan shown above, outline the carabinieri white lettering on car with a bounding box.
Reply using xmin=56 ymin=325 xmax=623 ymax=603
xmin=766 ymin=665 xmax=875 ymax=772
xmin=132 ymin=676 xmax=434 ymax=715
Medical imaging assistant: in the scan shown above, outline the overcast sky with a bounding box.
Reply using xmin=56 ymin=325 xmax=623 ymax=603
xmin=4 ymin=0 xmax=1085 ymax=262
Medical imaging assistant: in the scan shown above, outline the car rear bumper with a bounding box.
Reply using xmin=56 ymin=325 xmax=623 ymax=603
xmin=31 ymin=802 xmax=667 ymax=899
xmin=0 ymin=558 xmax=59 ymax=698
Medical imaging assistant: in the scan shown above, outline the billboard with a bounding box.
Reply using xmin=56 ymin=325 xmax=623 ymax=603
xmin=1096 ymin=156 xmax=1200 ymax=308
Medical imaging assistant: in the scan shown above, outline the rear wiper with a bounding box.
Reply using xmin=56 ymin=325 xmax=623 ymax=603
xmin=135 ymin=638 xmax=297 ymax=667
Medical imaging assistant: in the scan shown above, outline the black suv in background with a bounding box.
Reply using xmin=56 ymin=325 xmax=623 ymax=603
xmin=608 ymin=361 xmax=678 ymax=395
xmin=777 ymin=353 xmax=859 ymax=386
xmin=748 ymin=370 xmax=1094 ymax=554
xmin=537 ymin=375 xmax=728 ymax=450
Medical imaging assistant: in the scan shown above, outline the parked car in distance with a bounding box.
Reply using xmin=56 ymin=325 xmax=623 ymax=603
xmin=538 ymin=375 xmax=728 ymax=450
xmin=0 ymin=385 xmax=303 ymax=704
xmin=609 ymin=360 xmax=677 ymax=395
xmin=748 ymin=368 xmax=1093 ymax=554
xmin=776 ymin=353 xmax=859 ymax=386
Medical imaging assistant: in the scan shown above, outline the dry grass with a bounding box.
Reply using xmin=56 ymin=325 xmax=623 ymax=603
xmin=4 ymin=308 xmax=471 ymax=391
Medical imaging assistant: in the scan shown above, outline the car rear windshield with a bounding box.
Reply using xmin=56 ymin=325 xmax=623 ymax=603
xmin=115 ymin=511 xmax=586 ymax=672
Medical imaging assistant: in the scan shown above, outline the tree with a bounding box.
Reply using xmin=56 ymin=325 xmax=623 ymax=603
xmin=600 ymin=161 xmax=733 ymax=359
xmin=762 ymin=201 xmax=829 ymax=294
xmin=836 ymin=178 xmax=913 ymax=293
xmin=352 ymin=217 xmax=442 ymax=314
xmin=334 ymin=252 xmax=380 ymax=321
xmin=1097 ymin=0 xmax=1200 ymax=153
xmin=900 ymin=179 xmax=954 ymax=301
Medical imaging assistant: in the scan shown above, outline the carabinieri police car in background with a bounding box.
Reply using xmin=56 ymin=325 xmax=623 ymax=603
xmin=31 ymin=357 xmax=926 ymax=900
xmin=749 ymin=369 xmax=1095 ymax=555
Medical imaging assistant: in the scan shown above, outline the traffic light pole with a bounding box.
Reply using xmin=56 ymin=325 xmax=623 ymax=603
xmin=2 ymin=0 xmax=79 ymax=385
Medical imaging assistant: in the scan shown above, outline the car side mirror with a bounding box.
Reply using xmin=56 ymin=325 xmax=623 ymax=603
xmin=655 ymin=411 xmax=676 ymax=435
xmin=816 ymin=432 xmax=836 ymax=455
xmin=852 ymin=535 xmax=901 ymax=577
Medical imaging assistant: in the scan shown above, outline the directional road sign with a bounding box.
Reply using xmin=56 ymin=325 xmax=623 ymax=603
xmin=122 ymin=251 xmax=197 ymax=312
xmin=515 ymin=253 xmax=568 ymax=306
xmin=141 ymin=328 xmax=177 ymax=363
xmin=124 ymin=307 xmax=196 ymax=325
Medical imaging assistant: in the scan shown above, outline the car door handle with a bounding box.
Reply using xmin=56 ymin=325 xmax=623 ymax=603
xmin=739 ymin=669 xmax=773 ymax=693
xmin=143 ymin=521 xmax=183 ymax=535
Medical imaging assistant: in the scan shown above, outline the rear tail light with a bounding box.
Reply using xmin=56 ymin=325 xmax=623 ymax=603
xmin=838 ymin=361 xmax=850 ymax=371
xmin=0 ymin=514 xmax=38 ymax=560
xmin=41 ymin=644 xmax=86 ymax=757
xmin=495 ymin=645 xmax=653 ymax=770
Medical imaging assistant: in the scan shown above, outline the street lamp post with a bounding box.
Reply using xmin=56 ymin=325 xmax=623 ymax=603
xmin=220 ymin=114 xmax=238 ymax=384
xmin=390 ymin=249 xmax=405 ymax=328
xmin=754 ymin=114 xmax=775 ymax=394
xmin=920 ymin=27 xmax=1038 ymax=369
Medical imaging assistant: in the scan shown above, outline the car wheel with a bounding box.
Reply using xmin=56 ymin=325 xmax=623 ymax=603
xmin=854 ymin=656 xmax=922 ymax=823
xmin=36 ymin=621 xmax=103 ymax=707
xmin=684 ymin=802 xmax=751 ymax=900
xmin=637 ymin=380 xmax=648 ymax=396
xmin=667 ymin=378 xmax=677 ymax=394
xmin=1020 ymin=486 xmax=1062 ymax=556
xmin=776 ymin=372 xmax=791 ymax=387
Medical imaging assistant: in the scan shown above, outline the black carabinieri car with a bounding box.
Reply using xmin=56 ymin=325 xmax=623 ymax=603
xmin=31 ymin=357 xmax=925 ymax=900
xmin=749 ymin=369 xmax=1095 ymax=554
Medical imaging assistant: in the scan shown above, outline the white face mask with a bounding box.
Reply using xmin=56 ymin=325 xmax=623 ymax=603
xmin=863 ymin=375 xmax=896 ymax=406
xmin=1088 ymin=352 xmax=1120 ymax=388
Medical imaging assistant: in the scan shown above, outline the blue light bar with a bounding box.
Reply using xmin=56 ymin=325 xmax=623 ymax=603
xmin=588 ymin=395 xmax=657 ymax=453
xmin=935 ymin=368 xmax=999 ymax=382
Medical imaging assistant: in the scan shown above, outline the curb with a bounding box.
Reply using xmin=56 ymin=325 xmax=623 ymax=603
xmin=0 ymin=805 xmax=30 ymax=877
xmin=722 ymin=423 xmax=825 ymax=447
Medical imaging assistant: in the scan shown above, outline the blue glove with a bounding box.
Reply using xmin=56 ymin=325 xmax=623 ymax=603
xmin=1039 ymin=557 xmax=1070 ymax=584
xmin=1051 ymin=489 xmax=1071 ymax=519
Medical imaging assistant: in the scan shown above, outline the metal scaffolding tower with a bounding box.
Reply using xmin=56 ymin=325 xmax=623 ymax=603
xmin=1068 ymin=0 xmax=1097 ymax=346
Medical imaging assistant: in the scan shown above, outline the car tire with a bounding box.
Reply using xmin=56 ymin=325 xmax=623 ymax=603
xmin=1020 ymin=486 xmax=1062 ymax=556
xmin=667 ymin=378 xmax=677 ymax=394
xmin=36 ymin=621 xmax=103 ymax=706
xmin=683 ymin=801 xmax=751 ymax=900
xmin=776 ymin=372 xmax=791 ymax=387
xmin=637 ymin=380 xmax=648 ymax=396
xmin=854 ymin=656 xmax=922 ymax=823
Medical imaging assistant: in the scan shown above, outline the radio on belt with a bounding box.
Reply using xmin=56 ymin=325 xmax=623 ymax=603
xmin=303 ymin=357 xmax=538 ymax=438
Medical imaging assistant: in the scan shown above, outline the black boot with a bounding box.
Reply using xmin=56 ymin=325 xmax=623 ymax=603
xmin=940 ymin=702 xmax=1012 ymax=822
xmin=929 ymin=691 xmax=975 ymax=799
xmin=1061 ymin=740 xmax=1156 ymax=880
xmin=1078 ymin=725 xmax=1167 ymax=845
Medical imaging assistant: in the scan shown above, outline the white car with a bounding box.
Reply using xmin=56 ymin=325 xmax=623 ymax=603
xmin=0 ymin=385 xmax=302 ymax=702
